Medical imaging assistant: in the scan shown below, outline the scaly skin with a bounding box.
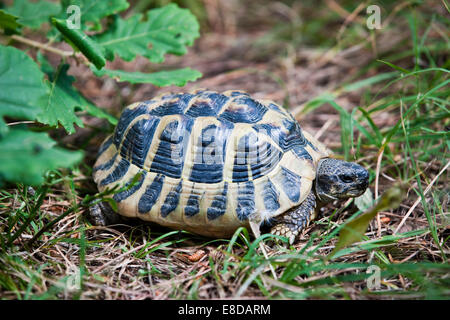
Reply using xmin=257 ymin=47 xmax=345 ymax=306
xmin=88 ymin=202 xmax=122 ymax=226
xmin=270 ymin=193 xmax=316 ymax=245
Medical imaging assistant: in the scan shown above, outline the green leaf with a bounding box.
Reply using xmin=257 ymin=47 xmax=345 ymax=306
xmin=46 ymin=0 xmax=129 ymax=39
xmin=81 ymin=104 xmax=118 ymax=126
xmin=60 ymin=0 xmax=129 ymax=28
xmin=301 ymin=92 xmax=338 ymax=115
xmin=0 ymin=128 xmax=83 ymax=186
xmin=376 ymin=60 xmax=412 ymax=75
xmin=93 ymin=67 xmax=202 ymax=86
xmin=36 ymin=53 xmax=116 ymax=133
xmin=341 ymin=71 xmax=398 ymax=92
xmin=321 ymin=100 xmax=352 ymax=160
xmin=94 ymin=4 xmax=200 ymax=63
xmin=443 ymin=0 xmax=450 ymax=13
xmin=354 ymin=188 xmax=374 ymax=212
xmin=51 ymin=18 xmax=106 ymax=69
xmin=0 ymin=45 xmax=48 ymax=135
xmin=329 ymin=183 xmax=408 ymax=259
xmin=4 ymin=0 xmax=61 ymax=30
xmin=37 ymin=62 xmax=83 ymax=133
xmin=0 ymin=10 xmax=23 ymax=34
xmin=338 ymin=106 xmax=352 ymax=161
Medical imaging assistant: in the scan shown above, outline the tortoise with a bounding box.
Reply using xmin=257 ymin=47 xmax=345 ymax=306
xmin=90 ymin=89 xmax=369 ymax=244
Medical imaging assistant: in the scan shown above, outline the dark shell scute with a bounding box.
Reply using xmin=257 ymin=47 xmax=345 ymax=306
xmin=282 ymin=120 xmax=305 ymax=148
xmin=253 ymin=121 xmax=308 ymax=158
xmin=99 ymin=158 xmax=130 ymax=186
xmin=292 ymin=145 xmax=313 ymax=161
xmin=232 ymin=131 xmax=282 ymax=182
xmin=149 ymin=94 xmax=193 ymax=116
xmin=218 ymin=97 xmax=268 ymax=123
xmin=229 ymin=91 xmax=250 ymax=97
xmin=184 ymin=192 xmax=201 ymax=217
xmin=113 ymin=171 xmax=147 ymax=202
xmin=232 ymin=133 xmax=251 ymax=182
xmin=97 ymin=136 xmax=113 ymax=157
xmin=150 ymin=117 xmax=194 ymax=179
xmin=113 ymin=104 xmax=148 ymax=148
xmin=207 ymin=182 xmax=228 ymax=220
xmin=161 ymin=180 xmax=183 ymax=217
xmin=236 ymin=181 xmax=255 ymax=220
xmin=138 ymin=174 xmax=165 ymax=214
xmin=250 ymin=143 xmax=282 ymax=180
xmin=263 ymin=179 xmax=280 ymax=212
xmin=93 ymin=153 xmax=117 ymax=173
xmin=185 ymin=92 xmax=230 ymax=118
xmin=280 ymin=166 xmax=302 ymax=202
xmin=267 ymin=102 xmax=285 ymax=114
xmin=189 ymin=122 xmax=233 ymax=183
xmin=120 ymin=117 xmax=160 ymax=168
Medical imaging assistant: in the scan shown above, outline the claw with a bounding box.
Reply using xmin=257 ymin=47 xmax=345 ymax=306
xmin=270 ymin=193 xmax=316 ymax=245
xmin=289 ymin=235 xmax=296 ymax=245
xmin=270 ymin=223 xmax=298 ymax=245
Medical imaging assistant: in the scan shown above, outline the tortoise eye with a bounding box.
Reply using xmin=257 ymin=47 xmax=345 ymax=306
xmin=340 ymin=174 xmax=353 ymax=183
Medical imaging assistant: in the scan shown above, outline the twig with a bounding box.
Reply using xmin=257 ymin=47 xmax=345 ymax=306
xmin=10 ymin=34 xmax=90 ymax=67
xmin=393 ymin=160 xmax=450 ymax=234
xmin=314 ymin=118 xmax=335 ymax=140
xmin=249 ymin=220 xmax=278 ymax=280
xmin=7 ymin=121 xmax=36 ymax=126
xmin=11 ymin=35 xmax=73 ymax=57
xmin=374 ymin=138 xmax=387 ymax=237
xmin=92 ymin=242 xmax=148 ymax=274
xmin=235 ymin=263 xmax=266 ymax=298
xmin=27 ymin=206 xmax=76 ymax=247
xmin=336 ymin=2 xmax=366 ymax=41
xmin=260 ymin=274 xmax=305 ymax=294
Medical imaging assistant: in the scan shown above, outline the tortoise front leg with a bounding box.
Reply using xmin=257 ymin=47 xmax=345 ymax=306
xmin=270 ymin=193 xmax=317 ymax=244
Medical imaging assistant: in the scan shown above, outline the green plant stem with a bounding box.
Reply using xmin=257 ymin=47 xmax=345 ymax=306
xmin=11 ymin=35 xmax=73 ymax=57
xmin=26 ymin=206 xmax=76 ymax=248
xmin=7 ymin=186 xmax=49 ymax=247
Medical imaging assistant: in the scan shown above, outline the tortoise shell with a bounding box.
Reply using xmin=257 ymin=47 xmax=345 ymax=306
xmin=93 ymin=89 xmax=329 ymax=237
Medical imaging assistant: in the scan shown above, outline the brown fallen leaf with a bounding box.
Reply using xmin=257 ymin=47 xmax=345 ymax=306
xmin=380 ymin=217 xmax=391 ymax=223
xmin=188 ymin=249 xmax=206 ymax=262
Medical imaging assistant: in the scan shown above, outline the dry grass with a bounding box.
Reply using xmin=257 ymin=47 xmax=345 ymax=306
xmin=0 ymin=0 xmax=449 ymax=299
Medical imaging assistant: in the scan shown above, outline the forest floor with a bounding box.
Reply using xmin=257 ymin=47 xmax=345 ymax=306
xmin=1 ymin=0 xmax=449 ymax=299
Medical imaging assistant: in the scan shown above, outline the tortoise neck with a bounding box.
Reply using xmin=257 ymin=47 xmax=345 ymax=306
xmin=315 ymin=159 xmax=336 ymax=204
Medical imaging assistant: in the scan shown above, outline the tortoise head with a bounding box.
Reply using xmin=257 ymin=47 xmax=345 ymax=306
xmin=315 ymin=158 xmax=369 ymax=203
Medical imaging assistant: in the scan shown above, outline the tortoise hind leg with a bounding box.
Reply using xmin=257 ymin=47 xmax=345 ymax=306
xmin=87 ymin=201 xmax=123 ymax=226
xmin=270 ymin=193 xmax=317 ymax=244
